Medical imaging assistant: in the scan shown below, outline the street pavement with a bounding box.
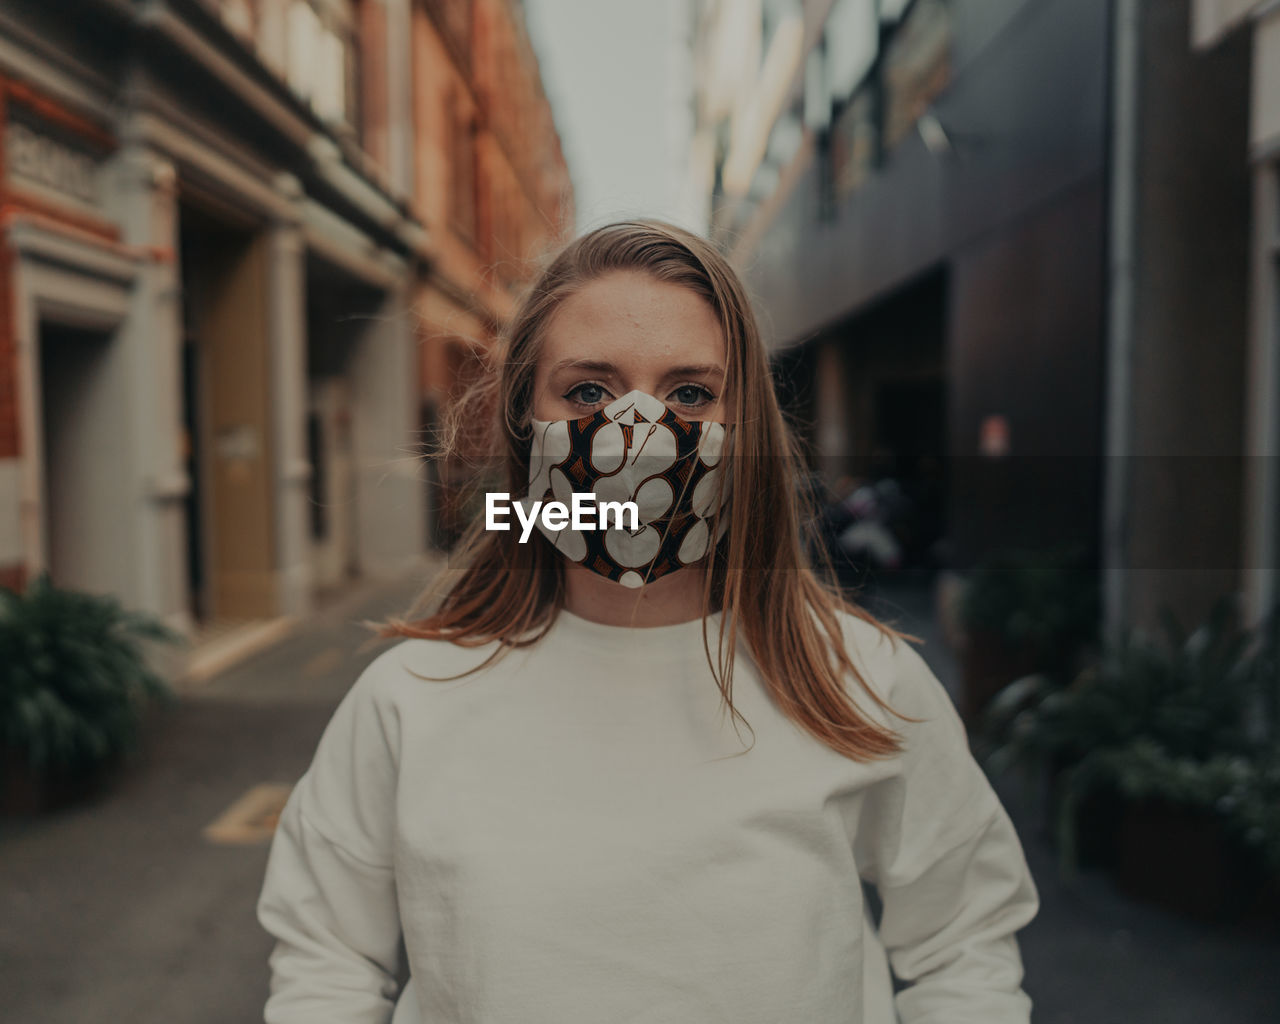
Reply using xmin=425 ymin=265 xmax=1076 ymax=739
xmin=866 ymin=573 xmax=1280 ymax=1024
xmin=0 ymin=568 xmax=433 ymax=1024
xmin=0 ymin=567 xmax=1277 ymax=1023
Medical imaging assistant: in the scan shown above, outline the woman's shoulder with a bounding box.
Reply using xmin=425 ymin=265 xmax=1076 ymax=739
xmin=829 ymin=604 xmax=942 ymax=711
xmin=829 ymin=604 xmax=979 ymax=795
xmin=345 ymin=633 xmax=513 ymax=708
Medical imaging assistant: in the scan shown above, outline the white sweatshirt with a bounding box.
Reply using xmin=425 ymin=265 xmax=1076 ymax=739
xmin=257 ymin=607 xmax=1038 ymax=1023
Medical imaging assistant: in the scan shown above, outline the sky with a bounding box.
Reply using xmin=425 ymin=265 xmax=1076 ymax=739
xmin=520 ymin=0 xmax=701 ymax=234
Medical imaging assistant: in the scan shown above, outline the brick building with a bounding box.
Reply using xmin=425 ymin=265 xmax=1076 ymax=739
xmin=0 ymin=0 xmax=570 ymax=660
xmin=410 ymin=0 xmax=574 ymax=544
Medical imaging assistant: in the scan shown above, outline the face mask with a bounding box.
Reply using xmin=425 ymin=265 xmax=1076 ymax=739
xmin=521 ymin=389 xmax=731 ymax=588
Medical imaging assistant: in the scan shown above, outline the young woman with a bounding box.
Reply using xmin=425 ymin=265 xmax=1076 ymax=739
xmin=257 ymin=220 xmax=1039 ymax=1023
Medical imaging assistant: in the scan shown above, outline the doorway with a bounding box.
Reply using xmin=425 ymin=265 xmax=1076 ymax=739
xmin=306 ymin=376 xmax=358 ymax=591
xmin=304 ymin=252 xmax=386 ymax=594
xmin=179 ymin=201 xmax=275 ymax=622
xmin=36 ymin=321 xmax=129 ymax=594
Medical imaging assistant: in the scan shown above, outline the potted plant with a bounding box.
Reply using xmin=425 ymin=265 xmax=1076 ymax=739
xmin=977 ymin=670 xmax=1127 ymax=871
xmin=979 ymin=593 xmax=1280 ymax=921
xmin=0 ymin=573 xmax=182 ymax=816
xmin=956 ymin=542 xmax=1099 ymax=724
xmin=1080 ymin=741 xmax=1280 ymax=921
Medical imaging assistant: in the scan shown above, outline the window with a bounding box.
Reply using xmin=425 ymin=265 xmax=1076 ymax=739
xmin=830 ymin=84 xmax=879 ymax=198
xmin=285 ymin=0 xmax=358 ymax=129
xmin=825 ymin=0 xmax=877 ymax=100
xmin=448 ymin=88 xmax=478 ymax=243
xmin=220 ymin=0 xmax=256 ymax=40
xmin=882 ymin=0 xmax=952 ymax=152
xmin=286 ymin=0 xmax=320 ymax=96
xmin=424 ymin=0 xmax=473 ymax=67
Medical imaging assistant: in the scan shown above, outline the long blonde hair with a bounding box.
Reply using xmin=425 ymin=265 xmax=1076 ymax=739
xmin=375 ymin=220 xmax=918 ymax=761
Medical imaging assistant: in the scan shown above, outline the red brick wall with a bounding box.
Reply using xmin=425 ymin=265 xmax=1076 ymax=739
xmin=0 ymin=78 xmax=120 ymax=461
xmin=0 ymin=82 xmax=13 ymax=461
xmin=414 ymin=0 xmax=571 ymax=280
xmin=0 ymin=240 xmax=16 ymax=461
xmin=359 ymin=0 xmax=389 ymax=180
xmin=409 ymin=0 xmax=573 ymax=418
xmin=0 ymin=563 xmax=25 ymax=594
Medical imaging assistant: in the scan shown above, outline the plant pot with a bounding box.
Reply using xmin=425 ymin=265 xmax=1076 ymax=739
xmin=1044 ymin=770 xmax=1125 ymax=871
xmin=0 ymin=744 xmax=117 ymax=819
xmin=959 ymin=628 xmax=1042 ymax=725
xmin=1248 ymin=865 xmax=1280 ymax=930
xmin=1114 ymin=799 xmax=1256 ymax=922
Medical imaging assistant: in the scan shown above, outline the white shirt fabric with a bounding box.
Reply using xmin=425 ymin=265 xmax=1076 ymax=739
xmin=257 ymin=606 xmax=1039 ymax=1023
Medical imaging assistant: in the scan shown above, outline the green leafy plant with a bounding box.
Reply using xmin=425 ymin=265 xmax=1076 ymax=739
xmin=959 ymin=542 xmax=1100 ymax=680
xmin=980 ymin=593 xmax=1280 ymax=876
xmin=1052 ymin=740 xmax=1280 ymax=876
xmin=0 ymin=573 xmax=182 ymax=783
xmin=1230 ymin=745 xmax=1280 ymax=873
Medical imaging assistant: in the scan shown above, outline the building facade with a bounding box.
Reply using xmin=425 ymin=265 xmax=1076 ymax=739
xmin=1193 ymin=0 xmax=1280 ymax=632
xmin=410 ymin=0 xmax=573 ymax=545
xmin=691 ymin=0 xmax=1263 ymax=639
xmin=0 ymin=0 xmax=570 ymax=657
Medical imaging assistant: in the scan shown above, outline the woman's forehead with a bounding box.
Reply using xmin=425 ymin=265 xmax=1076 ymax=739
xmin=541 ymin=272 xmax=725 ymax=368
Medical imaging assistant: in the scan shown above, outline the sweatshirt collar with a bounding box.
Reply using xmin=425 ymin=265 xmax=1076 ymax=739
xmin=551 ymin=606 xmax=729 ymax=657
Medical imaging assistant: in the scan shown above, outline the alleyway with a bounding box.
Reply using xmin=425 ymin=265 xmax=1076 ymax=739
xmin=1 ymin=570 xmax=1276 ymax=1023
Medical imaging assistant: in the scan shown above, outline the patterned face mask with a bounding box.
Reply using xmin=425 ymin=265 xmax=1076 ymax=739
xmin=521 ymin=390 xmax=731 ymax=588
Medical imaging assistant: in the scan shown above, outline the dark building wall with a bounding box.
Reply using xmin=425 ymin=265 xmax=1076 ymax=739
xmin=1123 ymin=0 xmax=1253 ymax=632
xmin=804 ymin=269 xmax=948 ymax=475
xmin=948 ymin=180 xmax=1105 ymax=564
xmin=754 ymin=0 xmax=1112 ymax=573
xmin=748 ymin=0 xmax=1111 ymax=346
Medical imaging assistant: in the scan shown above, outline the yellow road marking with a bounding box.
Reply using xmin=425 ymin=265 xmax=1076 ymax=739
xmin=303 ymin=646 xmax=345 ymax=677
xmin=204 ymin=783 xmax=294 ymax=845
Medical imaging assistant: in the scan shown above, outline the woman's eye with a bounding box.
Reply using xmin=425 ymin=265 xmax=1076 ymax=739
xmin=670 ymin=384 xmax=714 ymax=408
xmin=565 ymin=382 xmax=609 ymax=407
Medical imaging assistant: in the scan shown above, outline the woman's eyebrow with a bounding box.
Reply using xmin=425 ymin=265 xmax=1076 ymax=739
xmin=547 ymin=361 xmax=725 ymax=381
xmin=662 ymin=365 xmax=725 ymax=381
xmin=548 ymin=359 xmax=620 ymax=376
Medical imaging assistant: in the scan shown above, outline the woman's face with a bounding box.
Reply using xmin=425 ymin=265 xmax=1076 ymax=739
xmin=531 ymin=270 xmax=729 ymax=423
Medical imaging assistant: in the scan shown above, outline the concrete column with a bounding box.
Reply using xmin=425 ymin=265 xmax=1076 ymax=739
xmin=1239 ymin=166 xmax=1278 ymax=628
xmin=102 ymin=140 xmax=192 ymax=633
xmin=267 ymin=173 xmax=313 ymax=616
xmin=349 ymin=259 xmax=425 ymax=576
xmin=1101 ymin=0 xmax=1141 ymax=648
xmin=1240 ymin=11 xmax=1280 ymax=628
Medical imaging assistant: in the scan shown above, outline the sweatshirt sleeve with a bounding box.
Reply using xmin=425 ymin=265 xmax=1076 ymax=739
xmin=852 ymin=638 xmax=1039 ymax=1024
xmin=256 ymin=649 xmax=407 ymax=1023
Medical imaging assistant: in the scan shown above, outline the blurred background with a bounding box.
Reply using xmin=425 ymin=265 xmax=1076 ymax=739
xmin=1 ymin=0 xmax=1278 ymax=1021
